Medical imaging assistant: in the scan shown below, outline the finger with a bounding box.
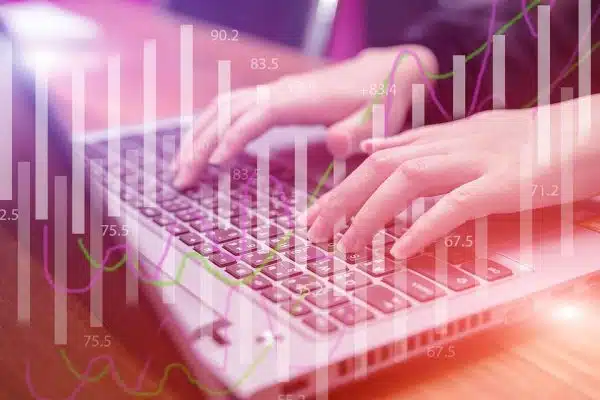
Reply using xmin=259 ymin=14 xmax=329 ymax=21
xmin=172 ymin=120 xmax=220 ymax=189
xmin=207 ymin=103 xmax=276 ymax=165
xmin=307 ymin=143 xmax=451 ymax=242
xmin=338 ymin=155 xmax=483 ymax=252
xmin=297 ymin=191 xmax=332 ymax=227
xmin=390 ymin=176 xmax=495 ymax=259
xmin=171 ymin=90 xmax=255 ymax=173
xmin=360 ymin=119 xmax=464 ymax=153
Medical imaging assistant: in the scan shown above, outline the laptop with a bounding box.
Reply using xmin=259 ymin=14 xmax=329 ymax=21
xmin=4 ymin=15 xmax=600 ymax=400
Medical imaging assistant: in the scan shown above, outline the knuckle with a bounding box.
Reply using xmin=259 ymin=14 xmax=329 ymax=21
xmin=397 ymin=159 xmax=428 ymax=180
xmin=446 ymin=187 xmax=476 ymax=213
xmin=366 ymin=151 xmax=394 ymax=176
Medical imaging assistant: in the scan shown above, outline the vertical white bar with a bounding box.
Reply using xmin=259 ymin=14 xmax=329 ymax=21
xmin=0 ymin=37 xmax=12 ymax=200
xmin=492 ymin=35 xmax=506 ymax=109
xmin=180 ymin=24 xmax=194 ymax=138
xmin=578 ymin=0 xmax=591 ymax=145
xmin=90 ymin=161 xmax=104 ymax=327
xmin=409 ymin=84 xmax=426 ymax=221
xmin=71 ymin=68 xmax=86 ymax=233
xmin=35 ymin=69 xmax=48 ymax=220
xmin=256 ymin=85 xmax=271 ymax=214
xmin=144 ymin=40 xmax=157 ymax=202
xmin=295 ymin=134 xmax=308 ymax=217
xmin=560 ymin=88 xmax=574 ymax=256
xmin=160 ymin=139 xmax=176 ymax=304
xmin=17 ymin=162 xmax=30 ymax=323
xmin=371 ymin=103 xmax=386 ymax=259
xmin=217 ymin=60 xmax=231 ymax=224
xmin=411 ymin=84 xmax=425 ymax=128
xmin=54 ymin=176 xmax=67 ymax=344
xmin=125 ymin=150 xmax=140 ymax=305
xmin=107 ymin=55 xmax=121 ymax=217
xmin=520 ymin=148 xmax=534 ymax=269
xmin=537 ymin=5 xmax=551 ymax=166
xmin=452 ymin=56 xmax=466 ymax=119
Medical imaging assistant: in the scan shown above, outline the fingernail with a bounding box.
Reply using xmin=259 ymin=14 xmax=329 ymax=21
xmin=172 ymin=174 xmax=185 ymax=189
xmin=359 ymin=140 xmax=373 ymax=153
xmin=390 ymin=240 xmax=410 ymax=259
xmin=307 ymin=216 xmax=329 ymax=243
xmin=296 ymin=210 xmax=308 ymax=227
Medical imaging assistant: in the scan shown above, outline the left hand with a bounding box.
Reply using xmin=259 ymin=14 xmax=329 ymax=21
xmin=300 ymin=104 xmax=600 ymax=259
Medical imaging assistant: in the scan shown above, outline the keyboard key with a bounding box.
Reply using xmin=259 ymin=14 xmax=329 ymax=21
xmin=407 ymin=255 xmax=479 ymax=291
xmin=230 ymin=216 xmax=259 ymax=229
xmin=215 ymin=205 xmax=241 ymax=219
xmin=261 ymin=261 xmax=302 ymax=281
xmin=246 ymin=275 xmax=272 ymax=290
xmin=206 ymin=228 xmax=240 ymax=244
xmin=330 ymin=270 xmax=372 ymax=291
xmin=225 ymin=263 xmax=254 ymax=279
xmin=140 ymin=207 xmax=161 ymax=218
xmin=366 ymin=233 xmax=396 ymax=249
xmin=262 ymin=287 xmax=291 ymax=303
xmin=257 ymin=204 xmax=287 ymax=219
xmin=200 ymin=196 xmax=220 ymax=209
xmin=461 ymin=259 xmax=513 ymax=282
xmin=282 ymin=274 xmax=326 ymax=294
xmin=166 ymin=224 xmax=190 ymax=236
xmin=179 ymin=232 xmax=204 ymax=246
xmin=129 ymin=198 xmax=149 ymax=209
xmin=305 ymin=289 xmax=349 ymax=309
xmin=302 ymin=315 xmax=338 ymax=334
xmin=356 ymin=258 xmax=403 ymax=277
xmin=268 ymin=235 xmax=300 ymax=252
xmin=286 ymin=245 xmax=327 ymax=264
xmin=307 ymin=258 xmax=349 ymax=277
xmin=209 ymin=252 xmax=237 ymax=268
xmin=175 ymin=209 xmax=206 ymax=222
xmin=249 ymin=224 xmax=284 ymax=240
xmin=282 ymin=301 xmax=312 ymax=317
xmin=330 ymin=303 xmax=374 ymax=326
xmin=241 ymin=249 xmax=280 ymax=268
xmin=193 ymin=243 xmax=219 ymax=256
xmin=155 ymin=190 xmax=178 ymax=203
xmin=313 ymin=239 xmax=336 ymax=253
xmin=190 ymin=219 xmax=218 ymax=233
xmin=275 ymin=215 xmax=296 ymax=229
xmin=445 ymin=247 xmax=475 ymax=265
xmin=335 ymin=248 xmax=372 ymax=265
xmin=222 ymin=238 xmax=259 ymax=256
xmin=161 ymin=198 xmax=191 ymax=213
xmin=354 ymin=285 xmax=411 ymax=314
xmin=382 ymin=271 xmax=446 ymax=302
xmin=153 ymin=215 xmax=175 ymax=226
xmin=183 ymin=185 xmax=215 ymax=201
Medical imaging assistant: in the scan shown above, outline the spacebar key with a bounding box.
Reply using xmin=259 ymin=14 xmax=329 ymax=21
xmin=408 ymin=257 xmax=479 ymax=291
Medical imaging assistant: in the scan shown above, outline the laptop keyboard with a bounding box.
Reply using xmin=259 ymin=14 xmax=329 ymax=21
xmin=85 ymin=128 xmax=515 ymax=335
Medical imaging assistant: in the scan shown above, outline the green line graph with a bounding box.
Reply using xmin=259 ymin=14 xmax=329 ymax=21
xmin=62 ymin=0 xmax=600 ymax=395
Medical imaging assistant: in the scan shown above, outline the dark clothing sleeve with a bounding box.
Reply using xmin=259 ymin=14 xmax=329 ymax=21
xmin=367 ymin=0 xmax=599 ymax=123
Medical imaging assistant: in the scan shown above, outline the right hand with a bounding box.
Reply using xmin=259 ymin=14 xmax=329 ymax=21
xmin=171 ymin=45 xmax=438 ymax=189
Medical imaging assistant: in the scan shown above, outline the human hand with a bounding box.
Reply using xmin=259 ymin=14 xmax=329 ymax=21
xmin=171 ymin=45 xmax=438 ymax=189
xmin=301 ymin=102 xmax=600 ymax=259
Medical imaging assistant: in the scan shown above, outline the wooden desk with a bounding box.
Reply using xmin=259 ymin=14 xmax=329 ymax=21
xmin=3 ymin=1 xmax=600 ymax=399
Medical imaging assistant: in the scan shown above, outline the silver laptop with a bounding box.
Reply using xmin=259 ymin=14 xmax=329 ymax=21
xmin=4 ymin=17 xmax=600 ymax=400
